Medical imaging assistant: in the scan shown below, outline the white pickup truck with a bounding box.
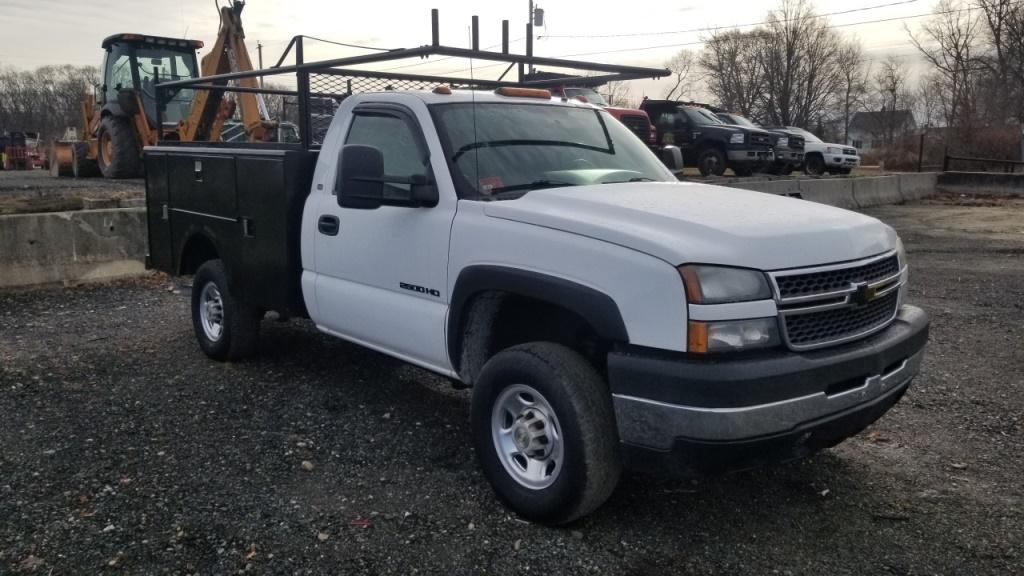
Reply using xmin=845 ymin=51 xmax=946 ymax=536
xmin=144 ymin=87 xmax=929 ymax=524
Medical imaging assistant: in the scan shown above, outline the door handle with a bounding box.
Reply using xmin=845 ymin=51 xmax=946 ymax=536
xmin=318 ymin=215 xmax=340 ymax=236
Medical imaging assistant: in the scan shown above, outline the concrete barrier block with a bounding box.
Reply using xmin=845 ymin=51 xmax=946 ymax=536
xmin=937 ymin=172 xmax=1024 ymax=195
xmin=796 ymin=178 xmax=857 ymax=209
xmin=898 ymin=173 xmax=938 ymax=201
xmin=0 ymin=207 xmax=148 ymax=288
xmin=852 ymin=176 xmax=902 ymax=208
xmin=725 ymin=179 xmax=802 ymax=196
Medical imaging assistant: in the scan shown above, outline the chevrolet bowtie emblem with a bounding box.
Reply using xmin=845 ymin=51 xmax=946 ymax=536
xmin=851 ymin=282 xmax=878 ymax=306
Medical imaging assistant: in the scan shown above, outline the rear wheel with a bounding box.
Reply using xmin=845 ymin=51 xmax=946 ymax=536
xmin=697 ymin=148 xmax=727 ymax=177
xmin=97 ymin=115 xmax=141 ymax=179
xmin=471 ymin=342 xmax=621 ymax=525
xmin=804 ymin=154 xmax=826 ymax=176
xmin=191 ymin=259 xmax=261 ymax=361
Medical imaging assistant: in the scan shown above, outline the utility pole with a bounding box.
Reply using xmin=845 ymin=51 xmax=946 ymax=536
xmin=257 ymin=41 xmax=264 ymax=87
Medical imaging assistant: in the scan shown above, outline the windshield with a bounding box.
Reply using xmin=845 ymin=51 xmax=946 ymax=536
xmin=790 ymin=127 xmax=821 ymax=142
xmin=563 ymin=88 xmax=609 ymax=107
xmin=720 ymin=113 xmax=757 ymax=128
xmin=430 ymin=102 xmax=674 ymax=200
xmin=131 ymin=46 xmax=198 ymax=125
xmin=685 ymin=107 xmax=724 ymax=125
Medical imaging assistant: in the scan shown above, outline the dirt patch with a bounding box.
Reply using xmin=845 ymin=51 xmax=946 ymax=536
xmin=0 ymin=170 xmax=143 ymax=215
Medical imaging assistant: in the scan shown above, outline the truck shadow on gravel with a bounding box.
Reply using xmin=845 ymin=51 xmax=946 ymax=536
xmin=253 ymin=320 xmax=888 ymax=526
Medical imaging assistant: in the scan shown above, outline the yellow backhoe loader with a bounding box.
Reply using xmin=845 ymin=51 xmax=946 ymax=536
xmin=52 ymin=0 xmax=272 ymax=178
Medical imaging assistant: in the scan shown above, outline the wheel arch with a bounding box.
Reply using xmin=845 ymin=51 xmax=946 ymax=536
xmin=177 ymin=232 xmax=221 ymax=277
xmin=448 ymin=265 xmax=629 ymax=384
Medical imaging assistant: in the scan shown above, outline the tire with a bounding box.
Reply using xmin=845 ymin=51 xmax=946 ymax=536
xmin=97 ymin=115 xmax=141 ymax=179
xmin=696 ymin=147 xmax=727 ymax=177
xmin=191 ymin=259 xmax=261 ymax=361
xmin=804 ymin=154 xmax=826 ymax=176
xmin=732 ymin=165 xmax=754 ymax=177
xmin=471 ymin=342 xmax=621 ymax=525
xmin=71 ymin=142 xmax=99 ymax=178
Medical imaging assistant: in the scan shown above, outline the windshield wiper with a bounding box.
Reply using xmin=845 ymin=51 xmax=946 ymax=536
xmin=486 ymin=179 xmax=574 ymax=197
xmin=601 ymin=177 xmax=657 ymax=184
xmin=452 ymin=139 xmax=612 ymax=162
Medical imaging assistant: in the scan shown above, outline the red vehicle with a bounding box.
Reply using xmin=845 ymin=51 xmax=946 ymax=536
xmin=546 ymin=85 xmax=657 ymax=147
xmin=1 ymin=132 xmax=31 ymax=170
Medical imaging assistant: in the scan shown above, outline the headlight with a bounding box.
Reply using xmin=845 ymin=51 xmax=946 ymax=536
xmin=688 ymin=318 xmax=780 ymax=353
xmin=730 ymin=133 xmax=745 ymax=144
xmin=826 ymin=146 xmax=839 ymax=154
xmin=679 ymin=265 xmax=772 ymax=304
xmin=776 ymin=137 xmax=788 ymax=148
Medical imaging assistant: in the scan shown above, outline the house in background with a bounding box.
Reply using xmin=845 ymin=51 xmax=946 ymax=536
xmin=847 ymin=110 xmax=916 ymax=151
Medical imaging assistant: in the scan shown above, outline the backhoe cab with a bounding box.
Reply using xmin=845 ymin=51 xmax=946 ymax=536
xmin=52 ymin=0 xmax=269 ymax=179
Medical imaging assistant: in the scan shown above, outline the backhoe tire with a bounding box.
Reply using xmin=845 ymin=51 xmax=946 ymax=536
xmin=697 ymin=148 xmax=727 ymax=177
xmin=97 ymin=115 xmax=141 ymax=179
xmin=191 ymin=259 xmax=262 ymax=362
xmin=71 ymin=142 xmax=99 ymax=178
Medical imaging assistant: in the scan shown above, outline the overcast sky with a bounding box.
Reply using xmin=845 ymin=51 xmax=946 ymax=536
xmin=0 ymin=0 xmax=932 ymax=99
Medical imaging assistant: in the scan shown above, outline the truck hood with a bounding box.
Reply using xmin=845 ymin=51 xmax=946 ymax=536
xmin=483 ymin=182 xmax=896 ymax=270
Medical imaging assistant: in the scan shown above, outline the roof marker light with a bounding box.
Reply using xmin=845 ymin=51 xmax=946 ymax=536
xmin=495 ymin=87 xmax=551 ymax=99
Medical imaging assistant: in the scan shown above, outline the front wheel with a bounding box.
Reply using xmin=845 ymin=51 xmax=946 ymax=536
xmin=696 ymin=148 xmax=727 ymax=177
xmin=471 ymin=343 xmax=621 ymax=525
xmin=97 ymin=115 xmax=142 ymax=179
xmin=191 ymin=259 xmax=261 ymax=361
xmin=804 ymin=154 xmax=826 ymax=176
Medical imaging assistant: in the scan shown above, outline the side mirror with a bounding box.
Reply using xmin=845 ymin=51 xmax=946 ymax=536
xmin=338 ymin=144 xmax=385 ymax=209
xmin=337 ymin=145 xmax=439 ymax=209
xmin=661 ymin=145 xmax=684 ymax=172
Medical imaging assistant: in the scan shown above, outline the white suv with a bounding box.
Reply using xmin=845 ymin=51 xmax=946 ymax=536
xmin=775 ymin=126 xmax=860 ymax=175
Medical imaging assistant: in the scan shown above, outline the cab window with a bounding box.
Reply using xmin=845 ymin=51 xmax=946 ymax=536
xmin=344 ymin=112 xmax=432 ymax=197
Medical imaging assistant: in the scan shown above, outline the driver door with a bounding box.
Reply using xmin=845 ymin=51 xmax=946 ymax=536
xmin=312 ymin=105 xmax=457 ymax=373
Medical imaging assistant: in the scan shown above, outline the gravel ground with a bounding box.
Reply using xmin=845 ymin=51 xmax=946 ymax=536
xmin=0 ymin=171 xmax=143 ymax=214
xmin=1 ymin=196 xmax=1022 ymax=575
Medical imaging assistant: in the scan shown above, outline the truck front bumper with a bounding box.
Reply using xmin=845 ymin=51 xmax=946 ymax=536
xmin=775 ymin=149 xmax=804 ymax=165
xmin=608 ymin=305 xmax=929 ymax=473
xmin=726 ymin=148 xmax=774 ymax=164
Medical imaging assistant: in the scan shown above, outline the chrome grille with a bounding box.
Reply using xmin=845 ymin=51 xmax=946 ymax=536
xmin=776 ymin=255 xmax=899 ymax=300
xmin=843 ymin=148 xmax=857 ymax=155
xmin=784 ymin=291 xmax=899 ymax=347
xmin=751 ymin=134 xmax=772 ymax=146
xmin=771 ymin=252 xmax=903 ymax=351
xmin=618 ymin=114 xmax=650 ymax=141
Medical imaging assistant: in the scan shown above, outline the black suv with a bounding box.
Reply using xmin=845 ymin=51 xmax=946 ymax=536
xmin=716 ymin=112 xmax=805 ymax=175
xmin=640 ymin=99 xmax=774 ymax=176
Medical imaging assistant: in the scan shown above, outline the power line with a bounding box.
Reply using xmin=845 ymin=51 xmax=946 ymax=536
xmin=539 ymin=0 xmax=921 ymax=39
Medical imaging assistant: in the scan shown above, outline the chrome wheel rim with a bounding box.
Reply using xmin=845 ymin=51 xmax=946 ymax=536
xmin=491 ymin=384 xmax=563 ymax=490
xmin=199 ymin=282 xmax=225 ymax=342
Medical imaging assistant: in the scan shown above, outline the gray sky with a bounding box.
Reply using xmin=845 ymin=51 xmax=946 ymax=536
xmin=0 ymin=0 xmax=931 ymax=99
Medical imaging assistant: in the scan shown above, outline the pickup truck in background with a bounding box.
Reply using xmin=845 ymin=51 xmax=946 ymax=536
xmin=715 ymin=112 xmax=805 ymax=175
xmin=640 ymin=99 xmax=774 ymax=176
xmin=146 ymin=50 xmax=928 ymax=524
xmin=767 ymin=126 xmax=861 ymax=175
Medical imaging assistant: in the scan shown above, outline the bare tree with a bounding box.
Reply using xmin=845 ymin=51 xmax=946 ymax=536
xmin=835 ymin=39 xmax=870 ymax=142
xmin=603 ymin=81 xmax=636 ymax=108
xmin=906 ymin=0 xmax=981 ymax=132
xmin=868 ymin=56 xmax=915 ymax=147
xmin=754 ymin=0 xmax=845 ymax=127
xmin=0 ymin=65 xmax=98 ymax=141
xmin=698 ymin=29 xmax=764 ymax=116
xmin=663 ymin=50 xmax=696 ymax=100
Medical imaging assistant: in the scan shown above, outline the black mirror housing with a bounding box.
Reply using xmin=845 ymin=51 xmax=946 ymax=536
xmin=338 ymin=145 xmax=385 ymax=209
